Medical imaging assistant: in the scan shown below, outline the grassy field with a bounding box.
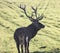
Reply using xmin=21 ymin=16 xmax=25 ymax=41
xmin=0 ymin=0 xmax=60 ymax=53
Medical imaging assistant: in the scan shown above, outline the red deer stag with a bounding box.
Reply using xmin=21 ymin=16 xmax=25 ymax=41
xmin=14 ymin=4 xmax=45 ymax=53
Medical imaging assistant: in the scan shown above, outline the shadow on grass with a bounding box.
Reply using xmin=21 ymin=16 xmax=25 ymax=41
xmin=30 ymin=48 xmax=60 ymax=53
xmin=31 ymin=51 xmax=45 ymax=53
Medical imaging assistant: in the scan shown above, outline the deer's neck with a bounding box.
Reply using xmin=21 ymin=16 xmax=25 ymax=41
xmin=27 ymin=24 xmax=39 ymax=39
xmin=27 ymin=24 xmax=40 ymax=31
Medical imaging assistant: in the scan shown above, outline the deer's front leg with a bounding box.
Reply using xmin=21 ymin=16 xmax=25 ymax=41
xmin=27 ymin=42 xmax=29 ymax=53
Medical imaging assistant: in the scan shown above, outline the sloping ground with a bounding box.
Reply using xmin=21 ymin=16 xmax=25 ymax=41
xmin=0 ymin=0 xmax=60 ymax=53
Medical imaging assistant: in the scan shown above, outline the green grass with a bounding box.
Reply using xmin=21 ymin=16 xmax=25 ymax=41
xmin=0 ymin=0 xmax=60 ymax=53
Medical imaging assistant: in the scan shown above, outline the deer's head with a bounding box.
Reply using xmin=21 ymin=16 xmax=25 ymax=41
xmin=20 ymin=4 xmax=45 ymax=30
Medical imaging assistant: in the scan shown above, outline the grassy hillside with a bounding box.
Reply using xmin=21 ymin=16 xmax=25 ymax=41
xmin=0 ymin=0 xmax=60 ymax=53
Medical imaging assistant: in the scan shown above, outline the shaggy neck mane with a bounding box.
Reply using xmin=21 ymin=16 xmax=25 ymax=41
xmin=27 ymin=23 xmax=40 ymax=31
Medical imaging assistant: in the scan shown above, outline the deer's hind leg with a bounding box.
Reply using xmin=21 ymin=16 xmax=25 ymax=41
xmin=24 ymin=36 xmax=29 ymax=53
xmin=16 ymin=42 xmax=20 ymax=53
xmin=14 ymin=36 xmax=20 ymax=53
xmin=20 ymin=35 xmax=25 ymax=53
xmin=21 ymin=44 xmax=23 ymax=53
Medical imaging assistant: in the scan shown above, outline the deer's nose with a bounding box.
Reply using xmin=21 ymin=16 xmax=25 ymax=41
xmin=42 ymin=25 xmax=45 ymax=28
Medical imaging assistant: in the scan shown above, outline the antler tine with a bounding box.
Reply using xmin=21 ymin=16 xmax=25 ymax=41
xmin=31 ymin=7 xmax=36 ymax=11
xmin=37 ymin=13 xmax=45 ymax=20
xmin=20 ymin=4 xmax=26 ymax=11
xmin=31 ymin=6 xmax=37 ymax=18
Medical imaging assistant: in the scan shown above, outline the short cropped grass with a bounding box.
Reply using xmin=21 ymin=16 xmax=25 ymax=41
xmin=0 ymin=0 xmax=60 ymax=53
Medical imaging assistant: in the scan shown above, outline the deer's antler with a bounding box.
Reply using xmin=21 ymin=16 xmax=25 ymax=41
xmin=20 ymin=4 xmax=45 ymax=21
xmin=20 ymin=4 xmax=34 ymax=21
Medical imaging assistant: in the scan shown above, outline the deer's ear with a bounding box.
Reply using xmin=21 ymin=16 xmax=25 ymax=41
xmin=28 ymin=17 xmax=35 ymax=22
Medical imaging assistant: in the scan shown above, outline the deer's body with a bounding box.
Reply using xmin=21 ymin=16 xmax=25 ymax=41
xmin=14 ymin=4 xmax=45 ymax=53
xmin=14 ymin=23 xmax=44 ymax=42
